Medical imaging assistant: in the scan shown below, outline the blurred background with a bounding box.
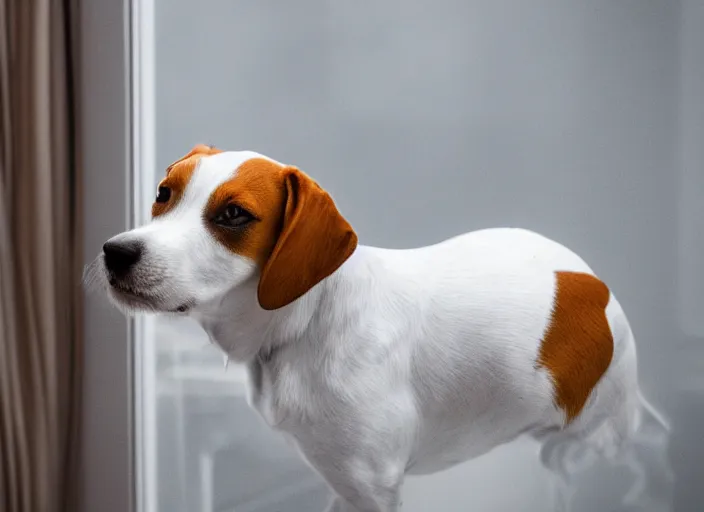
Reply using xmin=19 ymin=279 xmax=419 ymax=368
xmin=1 ymin=0 xmax=703 ymax=511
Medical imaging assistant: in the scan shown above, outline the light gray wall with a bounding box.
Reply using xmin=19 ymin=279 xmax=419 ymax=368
xmin=151 ymin=0 xmax=701 ymax=510
xmin=672 ymin=1 xmax=704 ymax=509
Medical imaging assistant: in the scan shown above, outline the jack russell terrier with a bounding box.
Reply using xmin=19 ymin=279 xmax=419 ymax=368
xmin=88 ymin=144 xmax=672 ymax=511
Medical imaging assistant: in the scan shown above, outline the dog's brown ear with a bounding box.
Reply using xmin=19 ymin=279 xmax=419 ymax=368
xmin=165 ymin=144 xmax=221 ymax=175
xmin=257 ymin=167 xmax=358 ymax=310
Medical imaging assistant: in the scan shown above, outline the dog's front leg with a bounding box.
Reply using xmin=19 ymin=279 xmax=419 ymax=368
xmin=320 ymin=471 xmax=403 ymax=512
xmin=325 ymin=496 xmax=366 ymax=512
xmin=324 ymin=494 xmax=401 ymax=512
xmin=304 ymin=452 xmax=404 ymax=512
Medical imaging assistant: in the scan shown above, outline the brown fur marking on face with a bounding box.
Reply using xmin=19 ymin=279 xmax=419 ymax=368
xmin=204 ymin=159 xmax=358 ymax=310
xmin=152 ymin=144 xmax=222 ymax=217
xmin=204 ymin=157 xmax=287 ymax=267
xmin=538 ymin=271 xmax=614 ymax=424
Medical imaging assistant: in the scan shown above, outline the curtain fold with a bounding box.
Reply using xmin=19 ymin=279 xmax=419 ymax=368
xmin=0 ymin=0 xmax=82 ymax=511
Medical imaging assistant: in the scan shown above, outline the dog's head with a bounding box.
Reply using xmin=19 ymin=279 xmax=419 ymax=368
xmin=87 ymin=144 xmax=357 ymax=315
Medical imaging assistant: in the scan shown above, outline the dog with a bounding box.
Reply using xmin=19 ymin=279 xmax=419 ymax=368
xmin=88 ymin=144 xmax=672 ymax=511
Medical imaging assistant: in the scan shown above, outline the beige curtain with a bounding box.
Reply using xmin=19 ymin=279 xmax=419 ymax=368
xmin=0 ymin=0 xmax=82 ymax=511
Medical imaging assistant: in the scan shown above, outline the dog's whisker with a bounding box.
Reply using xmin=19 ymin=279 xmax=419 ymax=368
xmin=82 ymin=257 xmax=106 ymax=291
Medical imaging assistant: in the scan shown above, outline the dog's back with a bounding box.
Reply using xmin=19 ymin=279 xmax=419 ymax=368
xmin=372 ymin=228 xmax=645 ymax=473
xmin=378 ymin=228 xmax=672 ymax=509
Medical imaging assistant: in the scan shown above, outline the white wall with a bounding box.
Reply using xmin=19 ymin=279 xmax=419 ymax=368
xmin=678 ymin=0 xmax=704 ymax=338
xmin=672 ymin=1 xmax=704 ymax=509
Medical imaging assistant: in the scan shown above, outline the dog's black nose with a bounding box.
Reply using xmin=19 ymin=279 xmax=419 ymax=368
xmin=103 ymin=239 xmax=143 ymax=277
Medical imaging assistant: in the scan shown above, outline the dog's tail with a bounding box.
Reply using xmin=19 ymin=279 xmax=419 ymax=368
xmin=539 ymin=307 xmax=675 ymax=511
xmin=617 ymin=391 xmax=675 ymax=510
xmin=540 ymin=390 xmax=674 ymax=512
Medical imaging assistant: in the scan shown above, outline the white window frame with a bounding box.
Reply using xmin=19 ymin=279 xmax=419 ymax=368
xmin=130 ymin=0 xmax=158 ymax=510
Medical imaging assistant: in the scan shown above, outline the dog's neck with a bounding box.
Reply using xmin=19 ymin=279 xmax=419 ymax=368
xmin=191 ymin=245 xmax=372 ymax=363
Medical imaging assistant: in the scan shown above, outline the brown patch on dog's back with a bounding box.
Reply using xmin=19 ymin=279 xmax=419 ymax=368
xmin=538 ymin=271 xmax=614 ymax=424
xmin=152 ymin=144 xmax=222 ymax=217
xmin=203 ymin=158 xmax=286 ymax=266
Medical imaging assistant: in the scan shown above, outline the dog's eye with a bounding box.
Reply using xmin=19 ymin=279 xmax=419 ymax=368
xmin=155 ymin=186 xmax=171 ymax=203
xmin=214 ymin=204 xmax=253 ymax=228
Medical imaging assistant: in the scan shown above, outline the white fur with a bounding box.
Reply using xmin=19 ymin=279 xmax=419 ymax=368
xmin=94 ymin=151 xmax=670 ymax=512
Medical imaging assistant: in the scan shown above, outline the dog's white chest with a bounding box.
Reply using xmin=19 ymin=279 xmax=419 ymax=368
xmin=244 ymin=354 xmax=314 ymax=431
